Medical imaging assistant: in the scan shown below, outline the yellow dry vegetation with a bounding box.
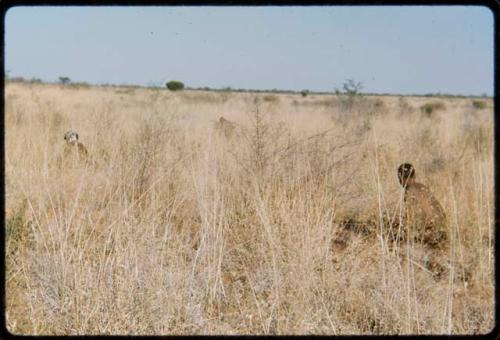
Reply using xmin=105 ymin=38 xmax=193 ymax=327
xmin=5 ymin=82 xmax=494 ymax=335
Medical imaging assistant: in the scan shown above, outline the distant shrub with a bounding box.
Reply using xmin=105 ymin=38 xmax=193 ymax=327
xmin=9 ymin=77 xmax=25 ymax=83
xmin=420 ymin=101 xmax=446 ymax=117
xmin=343 ymin=97 xmax=387 ymax=118
xmin=28 ymin=78 xmax=43 ymax=84
xmin=166 ymin=80 xmax=185 ymax=91
xmin=70 ymin=82 xmax=91 ymax=89
xmin=373 ymin=99 xmax=384 ymax=110
xmin=472 ymin=100 xmax=487 ymax=110
xmin=334 ymin=79 xmax=364 ymax=115
xmin=341 ymin=79 xmax=363 ymax=96
xmin=263 ymin=95 xmax=279 ymax=103
xmin=59 ymin=76 xmax=71 ymax=85
xmin=115 ymin=88 xmax=136 ymax=95
xmin=398 ymin=97 xmax=415 ymax=115
xmin=301 ymin=90 xmax=309 ymax=97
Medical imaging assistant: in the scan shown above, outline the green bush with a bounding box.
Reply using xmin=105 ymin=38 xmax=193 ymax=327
xmin=301 ymin=90 xmax=309 ymax=97
xmin=420 ymin=101 xmax=446 ymax=116
xmin=472 ymin=100 xmax=487 ymax=110
xmin=166 ymin=80 xmax=185 ymax=91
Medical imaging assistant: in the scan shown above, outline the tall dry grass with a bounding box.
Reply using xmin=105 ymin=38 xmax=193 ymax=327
xmin=5 ymin=82 xmax=494 ymax=335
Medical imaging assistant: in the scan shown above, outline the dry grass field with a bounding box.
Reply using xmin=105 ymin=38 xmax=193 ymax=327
xmin=5 ymin=81 xmax=494 ymax=335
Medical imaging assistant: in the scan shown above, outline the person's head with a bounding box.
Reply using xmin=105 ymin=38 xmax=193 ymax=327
xmin=398 ymin=163 xmax=416 ymax=187
xmin=64 ymin=130 xmax=79 ymax=145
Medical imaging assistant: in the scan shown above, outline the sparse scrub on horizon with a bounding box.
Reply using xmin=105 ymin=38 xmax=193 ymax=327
xmin=4 ymin=82 xmax=494 ymax=335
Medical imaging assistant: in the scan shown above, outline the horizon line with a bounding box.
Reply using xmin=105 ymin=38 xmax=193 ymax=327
xmin=5 ymin=75 xmax=493 ymax=99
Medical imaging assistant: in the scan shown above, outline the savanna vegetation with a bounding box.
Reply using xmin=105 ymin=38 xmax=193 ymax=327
xmin=5 ymin=81 xmax=494 ymax=335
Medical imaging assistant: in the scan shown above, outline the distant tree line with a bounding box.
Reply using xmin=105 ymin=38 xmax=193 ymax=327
xmin=4 ymin=75 xmax=491 ymax=99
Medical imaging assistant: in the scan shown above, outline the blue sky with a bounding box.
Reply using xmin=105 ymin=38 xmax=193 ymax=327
xmin=5 ymin=6 xmax=494 ymax=95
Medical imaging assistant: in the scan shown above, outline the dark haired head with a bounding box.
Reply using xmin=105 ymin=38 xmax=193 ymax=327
xmin=398 ymin=163 xmax=416 ymax=186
